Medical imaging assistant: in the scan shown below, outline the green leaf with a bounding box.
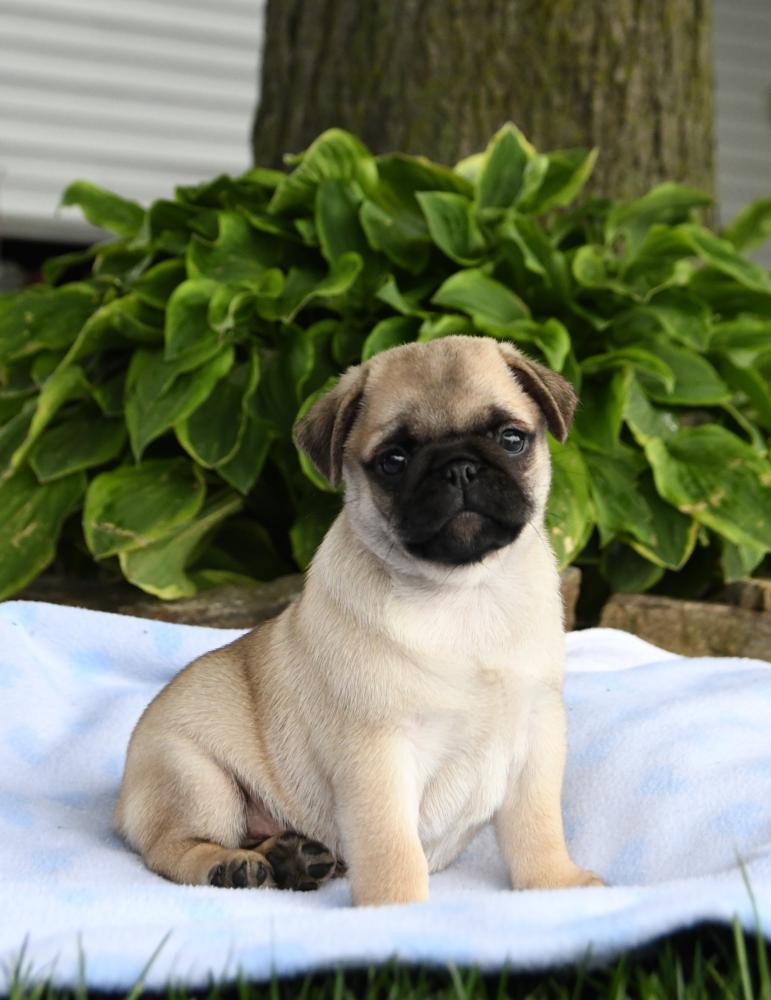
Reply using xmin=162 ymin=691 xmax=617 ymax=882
xmin=645 ymin=425 xmax=771 ymax=550
xmin=518 ymin=148 xmax=598 ymax=214
xmin=716 ymin=356 xmax=771 ymax=431
xmin=601 ymin=543 xmax=664 ymax=593
xmin=132 ymin=260 xmax=186 ymax=309
xmin=583 ymin=444 xmax=650 ymax=547
xmin=618 ymin=225 xmax=696 ymax=295
xmin=418 ymin=313 xmax=474 ymax=342
xmin=164 ymin=279 xmax=219 ymax=361
xmin=431 ymin=269 xmax=529 ymax=326
xmin=60 ymin=180 xmax=144 ymax=238
xmin=376 ymin=275 xmax=431 ymax=316
xmin=10 ymin=364 xmax=92 ymax=472
xmin=680 ymin=225 xmax=771 ymax=295
xmin=187 ymin=212 xmax=274 ymax=283
xmin=500 ymin=214 xmax=570 ymax=300
xmin=216 ymin=397 xmax=277 ymax=495
xmin=572 ymin=245 xmax=636 ymax=298
xmin=484 ymin=319 xmax=570 ymax=371
xmin=0 ymin=467 xmax=85 ymax=600
xmin=623 ymin=375 xmax=679 ymax=445
xmin=269 ymin=129 xmax=377 ymax=215
xmin=641 ymin=342 xmax=729 ymax=406
xmin=545 ymin=439 xmax=593 ymax=567
xmin=30 ymin=418 xmax=126 ymax=482
xmin=635 ymin=288 xmax=712 ymax=350
xmin=0 ymin=284 xmax=100 ymax=361
xmin=609 ymin=183 xmax=712 ymax=253
xmin=0 ymin=402 xmax=35 ymax=481
xmin=83 ymin=458 xmax=205 ymax=558
xmin=360 ymin=200 xmax=430 ymax=274
xmin=709 ymin=317 xmax=771 ymax=362
xmin=722 ymin=197 xmax=771 ymax=253
xmin=361 ymin=316 xmax=419 ymax=361
xmin=721 ymin=539 xmax=766 ymax=583
xmin=261 ymin=253 xmax=363 ymax=323
xmin=416 ymin=191 xmax=486 ymax=264
xmin=476 ymin=124 xmax=533 ymax=210
xmin=119 ymin=492 xmax=243 ymax=599
xmin=626 ymin=475 xmax=698 ymax=570
xmin=175 ymin=352 xmax=260 ymax=467
xmin=572 ymin=371 xmax=627 ymax=451
xmin=125 ymin=346 xmax=235 ymax=458
xmin=581 ymin=347 xmax=674 ymax=389
xmin=316 ymin=179 xmax=371 ymax=262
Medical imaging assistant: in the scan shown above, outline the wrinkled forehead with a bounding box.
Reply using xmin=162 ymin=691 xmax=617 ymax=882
xmin=351 ymin=339 xmax=542 ymax=457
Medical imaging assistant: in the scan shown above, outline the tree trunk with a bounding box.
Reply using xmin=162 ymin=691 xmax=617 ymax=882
xmin=251 ymin=0 xmax=714 ymax=201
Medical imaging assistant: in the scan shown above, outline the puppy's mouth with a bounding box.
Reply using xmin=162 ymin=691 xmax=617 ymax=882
xmin=403 ymin=507 xmax=526 ymax=566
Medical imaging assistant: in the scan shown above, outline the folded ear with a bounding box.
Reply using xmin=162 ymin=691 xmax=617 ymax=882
xmin=293 ymin=366 xmax=368 ymax=487
xmin=497 ymin=342 xmax=578 ymax=442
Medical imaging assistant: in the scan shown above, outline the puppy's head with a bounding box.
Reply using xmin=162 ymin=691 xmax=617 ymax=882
xmin=295 ymin=336 xmax=576 ymax=574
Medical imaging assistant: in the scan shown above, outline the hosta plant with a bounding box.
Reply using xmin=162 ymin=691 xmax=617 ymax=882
xmin=0 ymin=124 xmax=770 ymax=602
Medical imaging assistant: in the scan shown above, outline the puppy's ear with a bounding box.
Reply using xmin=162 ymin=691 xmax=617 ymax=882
xmin=294 ymin=366 xmax=368 ymax=487
xmin=497 ymin=342 xmax=578 ymax=443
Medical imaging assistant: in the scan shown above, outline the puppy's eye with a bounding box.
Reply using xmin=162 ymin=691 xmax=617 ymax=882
xmin=499 ymin=427 xmax=528 ymax=455
xmin=377 ymin=447 xmax=408 ymax=476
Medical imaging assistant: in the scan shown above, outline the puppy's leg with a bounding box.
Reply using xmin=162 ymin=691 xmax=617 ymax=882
xmin=116 ymin=735 xmax=272 ymax=888
xmin=335 ymin=738 xmax=428 ymax=906
xmin=494 ymin=691 xmax=603 ymax=890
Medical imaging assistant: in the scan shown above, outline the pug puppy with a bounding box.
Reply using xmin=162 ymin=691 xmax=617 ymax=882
xmin=115 ymin=335 xmax=602 ymax=904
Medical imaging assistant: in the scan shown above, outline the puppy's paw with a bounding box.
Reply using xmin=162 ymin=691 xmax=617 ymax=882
xmin=515 ymin=864 xmax=605 ymax=891
xmin=258 ymin=831 xmax=337 ymax=891
xmin=207 ymin=850 xmax=273 ymax=889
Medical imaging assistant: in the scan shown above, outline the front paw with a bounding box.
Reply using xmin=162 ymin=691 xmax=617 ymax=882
xmin=515 ymin=863 xmax=605 ymax=890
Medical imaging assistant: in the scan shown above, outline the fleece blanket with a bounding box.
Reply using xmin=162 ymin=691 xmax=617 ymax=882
xmin=0 ymin=600 xmax=770 ymax=990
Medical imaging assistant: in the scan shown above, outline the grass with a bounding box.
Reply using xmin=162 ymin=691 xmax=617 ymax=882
xmin=4 ymin=921 xmax=771 ymax=1000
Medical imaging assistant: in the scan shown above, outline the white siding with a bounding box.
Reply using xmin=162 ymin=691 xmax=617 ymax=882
xmin=713 ymin=0 xmax=771 ymax=266
xmin=0 ymin=0 xmax=264 ymax=242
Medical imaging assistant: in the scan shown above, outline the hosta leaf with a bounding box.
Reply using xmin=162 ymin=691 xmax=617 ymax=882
xmin=722 ymin=197 xmax=771 ymax=254
xmin=572 ymin=245 xmax=636 ymax=298
xmin=626 ymin=475 xmax=698 ymax=570
xmin=164 ymin=279 xmax=219 ymax=361
xmin=362 ymin=316 xmax=420 ymax=361
xmin=257 ymin=327 xmax=316 ymax=432
xmin=260 ymin=253 xmax=363 ymax=323
xmin=518 ymin=148 xmax=598 ymax=214
xmin=721 ymin=539 xmax=766 ymax=582
xmin=145 ymin=199 xmax=198 ymax=255
xmin=83 ymin=458 xmax=205 ymax=558
xmin=618 ymin=225 xmax=696 ymax=294
xmin=418 ymin=314 xmax=474 ymax=342
xmin=132 ymin=260 xmax=186 ymax=309
xmin=119 ymin=492 xmax=243 ymax=599
xmin=10 ymin=364 xmax=92 ymax=472
xmin=432 ymin=269 xmax=530 ymax=326
xmin=545 ymin=439 xmax=593 ymax=567
xmin=316 ymin=179 xmax=371 ymax=262
xmin=416 ymin=191 xmax=486 ymax=264
xmin=0 ymin=284 xmax=99 ymax=360
xmin=623 ymin=375 xmax=679 ymax=445
xmin=0 ymin=467 xmax=85 ymax=600
xmin=216 ymin=396 xmax=277 ymax=495
xmin=645 ymin=425 xmax=771 ymax=550
xmin=125 ymin=346 xmax=235 ymax=458
xmin=583 ymin=445 xmax=650 ymax=547
xmin=187 ymin=213 xmax=275 ymax=283
xmin=289 ymin=490 xmax=342 ymax=569
xmin=0 ymin=403 xmax=35 ymax=481
xmin=581 ymin=348 xmax=674 ymax=389
xmin=476 ymin=124 xmax=533 ymax=210
xmin=709 ymin=317 xmax=771 ymax=363
xmin=60 ymin=180 xmax=144 ymax=238
xmin=609 ymin=183 xmax=712 ymax=253
xmin=360 ymin=200 xmax=430 ymax=274
xmin=680 ymin=225 xmax=771 ymax=295
xmin=30 ymin=418 xmax=126 ymax=482
xmin=175 ymin=352 xmax=260 ymax=467
xmin=641 ymin=342 xmax=729 ymax=406
xmin=634 ymin=288 xmax=712 ymax=350
xmin=485 ymin=319 xmax=570 ymax=371
xmin=572 ymin=371 xmax=627 ymax=451
xmin=716 ymin=356 xmax=771 ymax=431
xmin=269 ymin=129 xmax=377 ymax=215
xmin=376 ymin=275 xmax=431 ymax=316
xmin=601 ymin=543 xmax=664 ymax=592
xmin=500 ymin=214 xmax=570 ymax=300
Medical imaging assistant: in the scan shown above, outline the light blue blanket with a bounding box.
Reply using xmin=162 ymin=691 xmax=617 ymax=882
xmin=1 ymin=600 xmax=769 ymax=989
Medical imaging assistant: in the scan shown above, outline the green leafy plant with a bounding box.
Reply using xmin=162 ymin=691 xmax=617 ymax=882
xmin=1 ymin=125 xmax=770 ymax=601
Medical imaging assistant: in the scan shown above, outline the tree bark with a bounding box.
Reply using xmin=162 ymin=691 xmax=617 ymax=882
xmin=251 ymin=0 xmax=714 ymax=201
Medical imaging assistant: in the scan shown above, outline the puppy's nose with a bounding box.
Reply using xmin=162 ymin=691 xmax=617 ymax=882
xmin=442 ymin=458 xmax=479 ymax=487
